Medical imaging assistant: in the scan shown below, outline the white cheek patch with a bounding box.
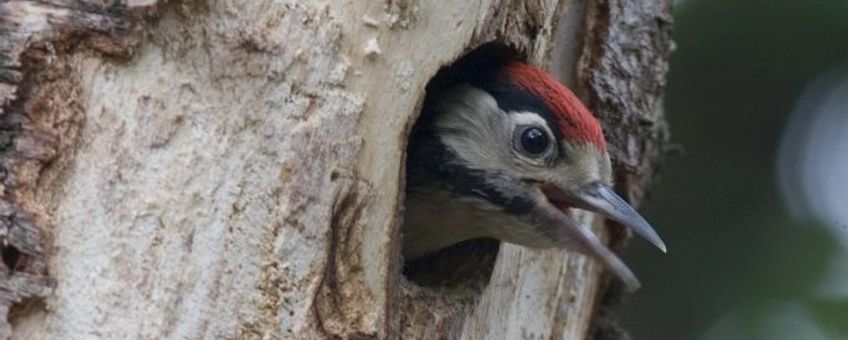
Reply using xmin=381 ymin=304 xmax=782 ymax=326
xmin=432 ymin=85 xmax=513 ymax=171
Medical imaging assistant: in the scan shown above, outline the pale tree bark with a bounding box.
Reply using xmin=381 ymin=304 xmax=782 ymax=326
xmin=0 ymin=1 xmax=671 ymax=339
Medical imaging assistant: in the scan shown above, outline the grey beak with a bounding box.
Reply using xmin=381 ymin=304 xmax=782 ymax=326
xmin=529 ymin=193 xmax=642 ymax=291
xmin=533 ymin=181 xmax=664 ymax=290
xmin=568 ymin=182 xmax=667 ymax=253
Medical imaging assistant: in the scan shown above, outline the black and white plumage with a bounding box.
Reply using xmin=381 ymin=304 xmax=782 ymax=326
xmin=404 ymin=60 xmax=666 ymax=290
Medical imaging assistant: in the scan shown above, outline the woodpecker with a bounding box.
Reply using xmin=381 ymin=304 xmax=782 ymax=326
xmin=403 ymin=60 xmax=666 ymax=290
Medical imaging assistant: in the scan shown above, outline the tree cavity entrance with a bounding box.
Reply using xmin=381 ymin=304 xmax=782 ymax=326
xmin=401 ymin=43 xmax=523 ymax=290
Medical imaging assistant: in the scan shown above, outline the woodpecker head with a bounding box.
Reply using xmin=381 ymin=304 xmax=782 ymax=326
xmin=405 ymin=61 xmax=666 ymax=290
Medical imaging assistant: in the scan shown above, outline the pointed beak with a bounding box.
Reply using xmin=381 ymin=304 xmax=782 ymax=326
xmin=547 ymin=181 xmax=667 ymax=253
xmin=531 ymin=181 xmax=665 ymax=291
xmin=528 ymin=190 xmax=642 ymax=291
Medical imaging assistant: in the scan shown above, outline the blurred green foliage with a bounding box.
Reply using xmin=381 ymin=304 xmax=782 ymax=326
xmin=618 ymin=1 xmax=848 ymax=339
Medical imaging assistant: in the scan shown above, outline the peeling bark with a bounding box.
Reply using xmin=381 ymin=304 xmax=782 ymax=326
xmin=0 ymin=0 xmax=671 ymax=339
xmin=0 ymin=1 xmax=143 ymax=338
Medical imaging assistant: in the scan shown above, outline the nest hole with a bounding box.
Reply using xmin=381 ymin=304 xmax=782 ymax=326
xmin=401 ymin=43 xmax=524 ymax=289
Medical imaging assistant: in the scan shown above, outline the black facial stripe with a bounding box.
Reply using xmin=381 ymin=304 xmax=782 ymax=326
xmin=406 ymin=125 xmax=535 ymax=215
xmin=443 ymin=165 xmax=535 ymax=215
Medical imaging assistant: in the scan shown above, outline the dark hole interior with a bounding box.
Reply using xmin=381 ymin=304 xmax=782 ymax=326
xmin=2 ymin=244 xmax=21 ymax=271
xmin=403 ymin=239 xmax=500 ymax=288
xmin=401 ymin=43 xmax=523 ymax=289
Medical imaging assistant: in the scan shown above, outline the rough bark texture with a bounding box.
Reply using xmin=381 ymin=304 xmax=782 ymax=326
xmin=578 ymin=1 xmax=672 ymax=338
xmin=0 ymin=0 xmax=671 ymax=339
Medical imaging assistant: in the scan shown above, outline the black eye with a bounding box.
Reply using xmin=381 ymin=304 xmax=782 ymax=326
xmin=519 ymin=127 xmax=550 ymax=156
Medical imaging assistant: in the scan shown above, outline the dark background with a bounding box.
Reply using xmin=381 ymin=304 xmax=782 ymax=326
xmin=618 ymin=1 xmax=848 ymax=339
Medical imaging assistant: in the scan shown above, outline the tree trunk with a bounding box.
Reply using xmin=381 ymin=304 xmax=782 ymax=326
xmin=0 ymin=1 xmax=671 ymax=339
